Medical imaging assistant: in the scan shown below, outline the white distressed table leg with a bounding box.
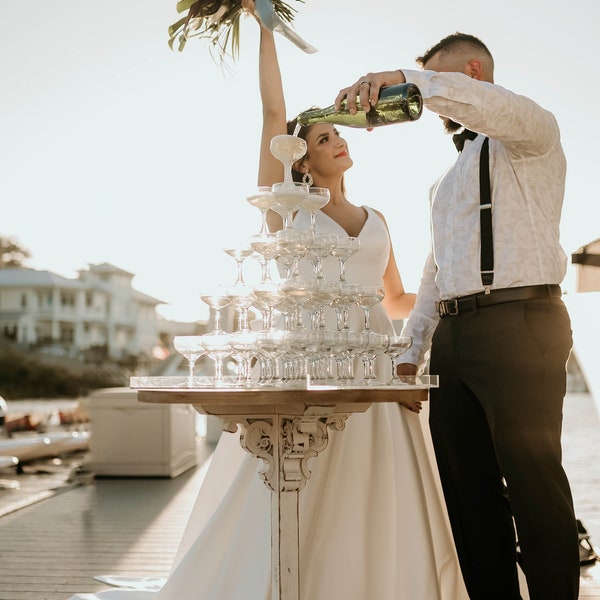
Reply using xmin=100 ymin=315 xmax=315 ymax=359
xmin=268 ymin=415 xmax=300 ymax=600
xmin=272 ymin=488 xmax=300 ymax=599
xmin=236 ymin=413 xmax=345 ymax=600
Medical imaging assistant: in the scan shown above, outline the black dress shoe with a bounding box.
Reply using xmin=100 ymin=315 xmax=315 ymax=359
xmin=577 ymin=519 xmax=598 ymax=565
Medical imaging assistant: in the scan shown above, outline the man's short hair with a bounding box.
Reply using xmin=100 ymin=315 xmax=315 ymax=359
xmin=416 ymin=32 xmax=494 ymax=69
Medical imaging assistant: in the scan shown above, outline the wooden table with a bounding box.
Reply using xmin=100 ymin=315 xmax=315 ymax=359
xmin=131 ymin=377 xmax=437 ymax=600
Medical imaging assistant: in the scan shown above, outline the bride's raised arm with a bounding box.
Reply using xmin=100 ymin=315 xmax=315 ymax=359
xmin=243 ymin=0 xmax=288 ymax=231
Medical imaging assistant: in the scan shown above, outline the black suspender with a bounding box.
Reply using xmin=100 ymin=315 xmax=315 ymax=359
xmin=479 ymin=137 xmax=494 ymax=292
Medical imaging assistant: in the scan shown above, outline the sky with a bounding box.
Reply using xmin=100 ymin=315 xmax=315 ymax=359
xmin=1 ymin=0 xmax=599 ymax=323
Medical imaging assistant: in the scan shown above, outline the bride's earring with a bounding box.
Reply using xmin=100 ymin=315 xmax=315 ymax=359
xmin=302 ymin=171 xmax=313 ymax=186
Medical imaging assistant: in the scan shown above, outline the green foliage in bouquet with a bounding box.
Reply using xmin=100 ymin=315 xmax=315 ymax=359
xmin=169 ymin=0 xmax=303 ymax=61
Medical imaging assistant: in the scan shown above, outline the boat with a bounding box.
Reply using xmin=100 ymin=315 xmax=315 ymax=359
xmin=0 ymin=431 xmax=90 ymax=463
xmin=0 ymin=455 xmax=18 ymax=470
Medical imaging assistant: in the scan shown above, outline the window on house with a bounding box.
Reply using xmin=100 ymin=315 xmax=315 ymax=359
xmin=39 ymin=292 xmax=53 ymax=306
xmin=61 ymin=328 xmax=74 ymax=342
xmin=61 ymin=292 xmax=75 ymax=307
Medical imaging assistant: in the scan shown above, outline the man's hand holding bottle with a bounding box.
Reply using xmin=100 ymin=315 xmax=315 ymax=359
xmin=334 ymin=70 xmax=408 ymax=114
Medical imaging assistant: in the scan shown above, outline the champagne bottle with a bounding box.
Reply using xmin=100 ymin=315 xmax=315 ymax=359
xmin=297 ymin=83 xmax=422 ymax=129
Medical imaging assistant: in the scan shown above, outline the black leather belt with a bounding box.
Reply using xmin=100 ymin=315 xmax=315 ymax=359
xmin=437 ymin=284 xmax=561 ymax=318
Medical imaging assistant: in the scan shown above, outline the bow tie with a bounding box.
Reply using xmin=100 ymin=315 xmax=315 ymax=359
xmin=452 ymin=128 xmax=478 ymax=152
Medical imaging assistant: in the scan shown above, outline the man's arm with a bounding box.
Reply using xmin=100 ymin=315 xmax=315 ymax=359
xmin=402 ymin=69 xmax=560 ymax=156
xmin=335 ymin=68 xmax=560 ymax=156
xmin=399 ymin=252 xmax=440 ymax=373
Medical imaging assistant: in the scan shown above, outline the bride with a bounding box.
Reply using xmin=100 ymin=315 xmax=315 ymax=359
xmin=68 ymin=2 xmax=468 ymax=598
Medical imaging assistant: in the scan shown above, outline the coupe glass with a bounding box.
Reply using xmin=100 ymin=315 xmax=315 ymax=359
xmin=310 ymin=279 xmax=340 ymax=330
xmin=303 ymin=330 xmax=326 ymax=383
xmin=173 ymin=336 xmax=205 ymax=387
xmin=336 ymin=330 xmax=364 ymax=384
xmin=271 ymin=182 xmax=309 ymax=229
xmin=250 ymin=232 xmax=279 ymax=282
xmin=318 ymin=329 xmax=345 ymax=383
xmin=323 ymin=330 xmax=347 ymax=383
xmin=300 ymin=187 xmax=331 ymax=231
xmin=358 ymin=332 xmax=390 ymax=385
xmin=354 ymin=285 xmax=385 ymax=332
xmin=200 ymin=333 xmax=231 ymax=386
xmin=229 ymin=330 xmax=258 ymax=386
xmin=270 ymin=134 xmax=307 ymax=188
xmin=281 ymin=329 xmax=319 ymax=382
xmin=253 ymin=279 xmax=281 ymax=331
xmin=331 ymin=282 xmax=358 ymax=331
xmin=385 ymin=335 xmax=413 ymax=383
xmin=274 ymin=292 xmax=295 ymax=332
xmin=256 ymin=328 xmax=286 ymax=385
xmin=275 ymin=247 xmax=296 ymax=279
xmin=246 ymin=186 xmax=275 ymax=237
xmin=279 ymin=276 xmax=317 ymax=330
xmin=330 ymin=235 xmax=360 ymax=282
xmin=275 ymin=228 xmax=313 ymax=278
xmin=223 ymin=245 xmax=253 ymax=284
xmin=199 ymin=287 xmax=231 ymax=334
xmin=226 ymin=283 xmax=256 ymax=332
xmin=306 ymin=232 xmax=337 ymax=279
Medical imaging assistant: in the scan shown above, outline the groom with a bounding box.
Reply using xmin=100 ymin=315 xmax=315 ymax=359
xmin=334 ymin=33 xmax=579 ymax=600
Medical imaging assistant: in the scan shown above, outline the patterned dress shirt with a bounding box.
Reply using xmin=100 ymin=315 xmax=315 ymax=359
xmin=399 ymin=69 xmax=568 ymax=369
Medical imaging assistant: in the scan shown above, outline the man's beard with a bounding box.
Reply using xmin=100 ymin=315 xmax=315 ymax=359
xmin=443 ymin=118 xmax=463 ymax=134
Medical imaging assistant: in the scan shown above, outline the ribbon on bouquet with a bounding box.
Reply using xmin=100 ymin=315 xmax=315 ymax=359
xmin=255 ymin=0 xmax=317 ymax=53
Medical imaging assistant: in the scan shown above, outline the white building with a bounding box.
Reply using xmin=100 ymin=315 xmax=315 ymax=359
xmin=0 ymin=263 xmax=174 ymax=361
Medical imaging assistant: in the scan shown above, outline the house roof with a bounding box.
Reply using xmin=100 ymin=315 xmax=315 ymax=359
xmin=0 ymin=267 xmax=166 ymax=305
xmin=132 ymin=289 xmax=166 ymax=306
xmin=84 ymin=263 xmax=135 ymax=277
xmin=0 ymin=268 xmax=84 ymax=289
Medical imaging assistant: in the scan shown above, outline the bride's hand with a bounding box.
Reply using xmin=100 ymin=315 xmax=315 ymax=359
xmin=399 ymin=399 xmax=423 ymax=414
xmin=395 ymin=362 xmax=422 ymax=413
xmin=241 ymin=0 xmax=273 ymax=33
xmin=241 ymin=0 xmax=260 ymax=22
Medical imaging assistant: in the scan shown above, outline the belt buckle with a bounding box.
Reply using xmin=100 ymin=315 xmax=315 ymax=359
xmin=439 ymin=298 xmax=459 ymax=318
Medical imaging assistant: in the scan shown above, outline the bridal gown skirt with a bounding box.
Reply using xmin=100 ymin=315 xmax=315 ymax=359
xmin=161 ymin=402 xmax=468 ymax=600
xmin=68 ymin=401 xmax=468 ymax=600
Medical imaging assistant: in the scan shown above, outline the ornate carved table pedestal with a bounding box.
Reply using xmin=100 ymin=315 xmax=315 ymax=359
xmin=132 ymin=379 xmax=436 ymax=600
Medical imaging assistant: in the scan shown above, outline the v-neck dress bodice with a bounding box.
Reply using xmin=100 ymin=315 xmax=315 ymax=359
xmin=293 ymin=206 xmax=390 ymax=287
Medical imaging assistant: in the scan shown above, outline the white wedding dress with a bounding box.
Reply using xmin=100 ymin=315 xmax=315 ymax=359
xmin=68 ymin=207 xmax=469 ymax=600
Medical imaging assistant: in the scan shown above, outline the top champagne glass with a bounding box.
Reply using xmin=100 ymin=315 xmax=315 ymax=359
xmin=270 ymin=134 xmax=307 ymax=188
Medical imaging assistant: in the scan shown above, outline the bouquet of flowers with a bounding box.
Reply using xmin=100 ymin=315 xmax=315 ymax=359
xmin=168 ymin=0 xmax=305 ymax=61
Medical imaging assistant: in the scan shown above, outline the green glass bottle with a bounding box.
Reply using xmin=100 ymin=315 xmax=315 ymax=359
xmin=296 ymin=83 xmax=422 ymax=128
